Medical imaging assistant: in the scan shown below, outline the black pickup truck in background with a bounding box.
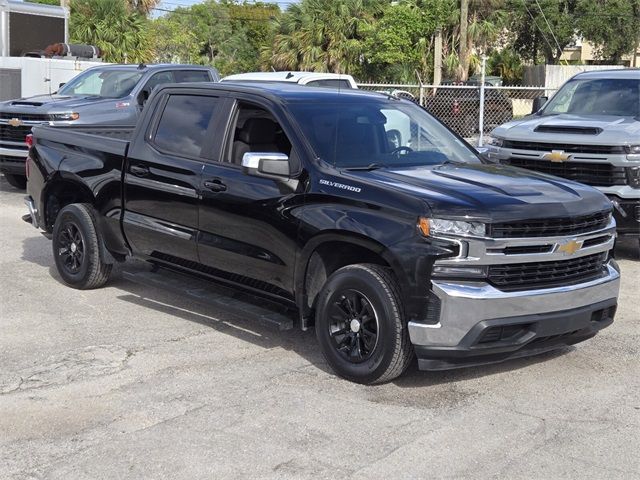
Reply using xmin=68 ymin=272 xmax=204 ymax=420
xmin=24 ymin=83 xmax=620 ymax=383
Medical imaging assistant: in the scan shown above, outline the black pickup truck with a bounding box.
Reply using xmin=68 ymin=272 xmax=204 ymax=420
xmin=24 ymin=83 xmax=620 ymax=384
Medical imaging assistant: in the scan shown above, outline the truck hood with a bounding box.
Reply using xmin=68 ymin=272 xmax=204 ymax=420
xmin=344 ymin=163 xmax=611 ymax=223
xmin=0 ymin=94 xmax=131 ymax=113
xmin=492 ymin=113 xmax=640 ymax=145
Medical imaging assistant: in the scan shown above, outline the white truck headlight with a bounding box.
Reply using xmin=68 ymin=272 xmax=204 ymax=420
xmin=419 ymin=217 xmax=486 ymax=237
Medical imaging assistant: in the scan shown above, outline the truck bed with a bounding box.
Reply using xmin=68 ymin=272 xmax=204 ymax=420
xmin=31 ymin=125 xmax=134 ymax=157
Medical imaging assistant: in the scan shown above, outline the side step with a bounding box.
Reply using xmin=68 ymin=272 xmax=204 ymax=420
xmin=122 ymin=267 xmax=295 ymax=331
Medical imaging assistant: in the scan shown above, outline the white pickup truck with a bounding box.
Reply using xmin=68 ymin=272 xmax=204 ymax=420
xmin=487 ymin=69 xmax=640 ymax=246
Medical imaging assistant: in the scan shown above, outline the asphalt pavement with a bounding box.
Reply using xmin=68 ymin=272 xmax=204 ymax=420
xmin=1 ymin=175 xmax=639 ymax=479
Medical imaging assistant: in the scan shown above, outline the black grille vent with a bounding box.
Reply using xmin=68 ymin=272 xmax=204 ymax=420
xmin=534 ymin=125 xmax=602 ymax=135
xmin=490 ymin=211 xmax=611 ymax=238
xmin=0 ymin=125 xmax=33 ymax=143
xmin=506 ymin=158 xmax=627 ymax=186
xmin=0 ymin=113 xmax=51 ymax=122
xmin=503 ymin=140 xmax=624 ymax=154
xmin=488 ymin=253 xmax=608 ymax=291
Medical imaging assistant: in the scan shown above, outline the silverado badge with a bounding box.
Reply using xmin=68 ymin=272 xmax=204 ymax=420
xmin=8 ymin=118 xmax=23 ymax=127
xmin=556 ymin=238 xmax=583 ymax=256
xmin=542 ymin=150 xmax=570 ymax=163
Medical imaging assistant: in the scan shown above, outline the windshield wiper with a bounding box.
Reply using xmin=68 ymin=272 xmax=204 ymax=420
xmin=344 ymin=163 xmax=385 ymax=171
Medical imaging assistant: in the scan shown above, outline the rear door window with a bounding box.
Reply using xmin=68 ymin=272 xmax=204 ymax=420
xmin=153 ymin=94 xmax=219 ymax=158
xmin=306 ymin=79 xmax=353 ymax=89
xmin=175 ymin=70 xmax=212 ymax=83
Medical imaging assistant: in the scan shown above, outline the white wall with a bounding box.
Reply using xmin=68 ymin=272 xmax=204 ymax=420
xmin=0 ymin=57 xmax=107 ymax=98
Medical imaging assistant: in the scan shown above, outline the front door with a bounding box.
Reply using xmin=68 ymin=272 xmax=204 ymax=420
xmin=197 ymin=99 xmax=306 ymax=297
xmin=123 ymin=91 xmax=222 ymax=263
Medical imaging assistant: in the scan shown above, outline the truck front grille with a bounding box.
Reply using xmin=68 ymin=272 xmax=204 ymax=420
xmin=502 ymin=140 xmax=624 ymax=154
xmin=487 ymin=253 xmax=608 ymax=291
xmin=0 ymin=113 xmax=51 ymax=122
xmin=506 ymin=158 xmax=627 ymax=187
xmin=489 ymin=210 xmax=611 ymax=238
xmin=0 ymin=125 xmax=33 ymax=143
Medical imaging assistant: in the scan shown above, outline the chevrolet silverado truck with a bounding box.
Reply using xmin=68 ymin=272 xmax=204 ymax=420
xmin=0 ymin=63 xmax=219 ymax=189
xmin=24 ymin=83 xmax=620 ymax=384
xmin=488 ymin=69 xmax=640 ymax=244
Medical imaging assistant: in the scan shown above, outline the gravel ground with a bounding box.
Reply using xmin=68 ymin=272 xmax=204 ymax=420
xmin=1 ymin=174 xmax=639 ymax=480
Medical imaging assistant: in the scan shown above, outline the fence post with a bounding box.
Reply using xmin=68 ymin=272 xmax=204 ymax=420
xmin=478 ymin=55 xmax=487 ymax=147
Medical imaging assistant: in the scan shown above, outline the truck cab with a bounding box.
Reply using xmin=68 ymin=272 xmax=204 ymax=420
xmin=0 ymin=63 xmax=219 ymax=189
xmin=488 ymin=69 xmax=640 ymax=242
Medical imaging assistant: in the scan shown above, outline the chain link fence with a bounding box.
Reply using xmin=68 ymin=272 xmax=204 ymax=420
xmin=357 ymin=82 xmax=557 ymax=143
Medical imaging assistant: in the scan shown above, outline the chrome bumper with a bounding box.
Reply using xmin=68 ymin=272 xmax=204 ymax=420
xmin=408 ymin=262 xmax=620 ymax=347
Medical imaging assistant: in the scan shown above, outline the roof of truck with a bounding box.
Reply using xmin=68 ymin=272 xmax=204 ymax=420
xmin=222 ymin=71 xmax=356 ymax=85
xmin=157 ymin=81 xmax=390 ymax=103
xmin=572 ymin=68 xmax=640 ymax=80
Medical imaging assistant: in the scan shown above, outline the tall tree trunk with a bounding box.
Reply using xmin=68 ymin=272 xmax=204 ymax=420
xmin=458 ymin=0 xmax=469 ymax=81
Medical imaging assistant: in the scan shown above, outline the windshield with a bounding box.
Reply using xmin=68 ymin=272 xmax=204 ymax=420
xmin=288 ymin=99 xmax=479 ymax=168
xmin=58 ymin=69 xmax=143 ymax=98
xmin=541 ymin=78 xmax=640 ymax=117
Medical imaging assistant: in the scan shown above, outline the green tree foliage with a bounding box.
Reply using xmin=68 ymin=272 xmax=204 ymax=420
xmin=488 ymin=48 xmax=524 ymax=84
xmin=506 ymin=0 xmax=579 ymax=65
xmin=70 ymin=0 xmax=153 ymax=63
xmin=267 ymin=0 xmax=384 ymax=74
xmin=576 ymin=0 xmax=640 ymax=63
xmin=361 ymin=0 xmax=454 ymax=82
xmin=150 ymin=0 xmax=278 ymax=75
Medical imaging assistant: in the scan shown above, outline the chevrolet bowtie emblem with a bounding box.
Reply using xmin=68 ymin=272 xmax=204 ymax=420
xmin=8 ymin=118 xmax=23 ymax=127
xmin=542 ymin=150 xmax=570 ymax=163
xmin=556 ymin=239 xmax=583 ymax=256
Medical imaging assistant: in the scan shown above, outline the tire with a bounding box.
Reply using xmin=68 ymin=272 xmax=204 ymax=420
xmin=4 ymin=174 xmax=26 ymax=190
xmin=315 ymin=264 xmax=413 ymax=384
xmin=52 ymin=203 xmax=112 ymax=289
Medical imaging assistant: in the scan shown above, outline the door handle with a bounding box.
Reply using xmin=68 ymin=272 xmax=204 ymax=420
xmin=129 ymin=164 xmax=150 ymax=177
xmin=203 ymin=179 xmax=227 ymax=192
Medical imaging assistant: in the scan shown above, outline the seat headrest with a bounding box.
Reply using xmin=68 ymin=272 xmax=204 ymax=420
xmin=238 ymin=118 xmax=277 ymax=144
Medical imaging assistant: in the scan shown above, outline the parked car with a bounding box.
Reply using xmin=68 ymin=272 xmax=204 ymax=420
xmin=424 ymin=86 xmax=513 ymax=136
xmin=0 ymin=63 xmax=219 ymax=189
xmin=24 ymin=83 xmax=620 ymax=384
xmin=488 ymin=69 xmax=640 ymax=244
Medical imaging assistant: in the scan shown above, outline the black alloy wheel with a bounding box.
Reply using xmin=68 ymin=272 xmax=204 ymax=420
xmin=57 ymin=221 xmax=85 ymax=274
xmin=328 ymin=289 xmax=379 ymax=363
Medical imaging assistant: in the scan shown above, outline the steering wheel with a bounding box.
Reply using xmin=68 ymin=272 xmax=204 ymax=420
xmin=390 ymin=146 xmax=413 ymax=156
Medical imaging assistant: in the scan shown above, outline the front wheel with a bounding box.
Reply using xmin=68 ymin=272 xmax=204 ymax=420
xmin=52 ymin=203 xmax=112 ymax=289
xmin=315 ymin=264 xmax=413 ymax=384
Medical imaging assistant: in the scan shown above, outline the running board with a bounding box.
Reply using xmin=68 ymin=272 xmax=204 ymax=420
xmin=122 ymin=268 xmax=295 ymax=331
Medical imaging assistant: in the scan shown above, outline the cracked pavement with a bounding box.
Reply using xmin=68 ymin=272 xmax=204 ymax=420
xmin=1 ymin=175 xmax=639 ymax=479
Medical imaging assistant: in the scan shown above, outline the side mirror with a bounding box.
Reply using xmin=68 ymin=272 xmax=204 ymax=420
xmin=242 ymin=152 xmax=290 ymax=179
xmin=531 ymin=96 xmax=548 ymax=114
xmin=59 ymin=82 xmax=66 ymax=88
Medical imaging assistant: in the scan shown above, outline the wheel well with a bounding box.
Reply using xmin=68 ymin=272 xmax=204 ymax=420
xmin=304 ymin=241 xmax=390 ymax=314
xmin=44 ymin=180 xmax=94 ymax=231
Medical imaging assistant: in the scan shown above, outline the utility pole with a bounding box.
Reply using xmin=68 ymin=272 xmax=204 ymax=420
xmin=458 ymin=0 xmax=469 ymax=82
xmin=434 ymin=28 xmax=442 ymax=86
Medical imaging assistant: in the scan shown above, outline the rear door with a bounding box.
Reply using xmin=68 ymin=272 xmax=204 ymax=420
xmin=123 ymin=89 xmax=223 ymax=263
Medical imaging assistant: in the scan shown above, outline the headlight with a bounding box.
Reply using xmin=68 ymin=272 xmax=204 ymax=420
xmin=418 ymin=217 xmax=486 ymax=237
xmin=50 ymin=112 xmax=80 ymax=121
xmin=625 ymin=145 xmax=640 ymax=154
xmin=487 ymin=136 xmax=504 ymax=147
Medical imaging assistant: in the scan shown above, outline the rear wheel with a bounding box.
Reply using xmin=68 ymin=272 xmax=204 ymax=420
xmin=4 ymin=174 xmax=26 ymax=190
xmin=315 ymin=264 xmax=413 ymax=384
xmin=52 ymin=203 xmax=112 ymax=289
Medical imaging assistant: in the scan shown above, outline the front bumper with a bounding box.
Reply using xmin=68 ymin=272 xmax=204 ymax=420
xmin=409 ymin=262 xmax=620 ymax=370
xmin=0 ymin=146 xmax=28 ymax=175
